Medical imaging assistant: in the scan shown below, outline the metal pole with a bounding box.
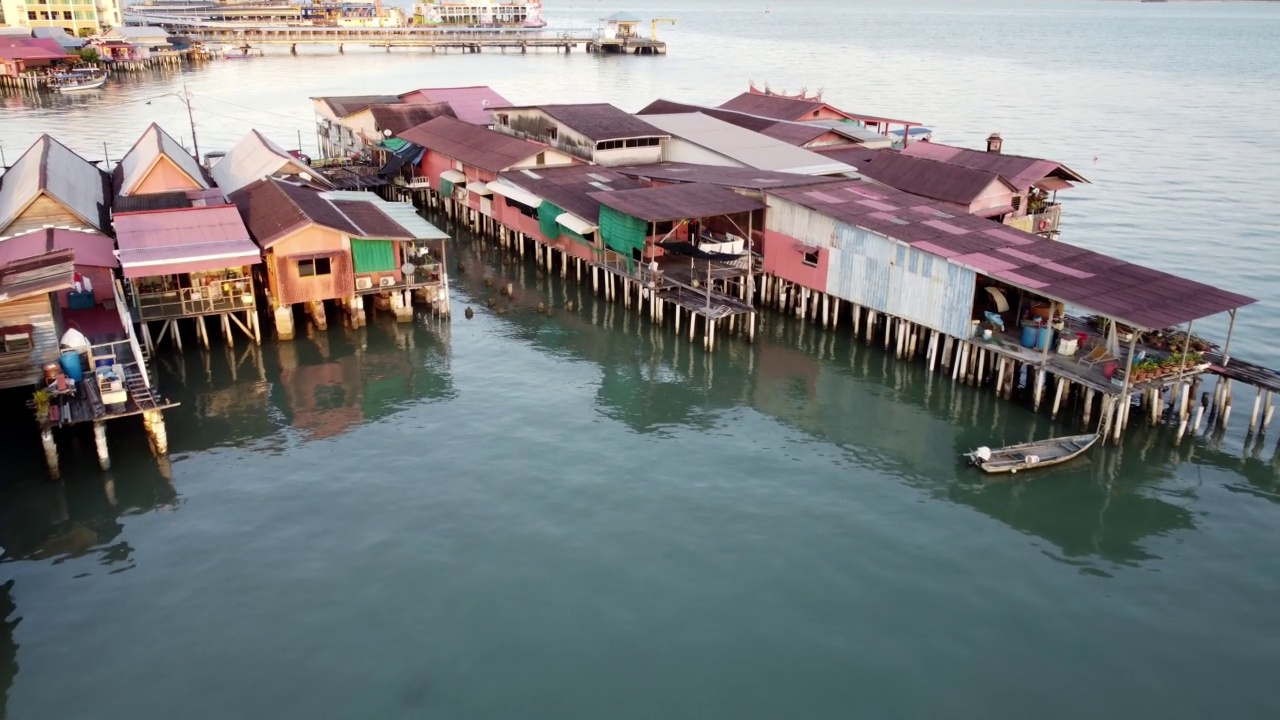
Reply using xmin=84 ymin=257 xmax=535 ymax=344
xmin=184 ymin=84 xmax=200 ymax=161
xmin=1113 ymin=333 xmax=1139 ymax=442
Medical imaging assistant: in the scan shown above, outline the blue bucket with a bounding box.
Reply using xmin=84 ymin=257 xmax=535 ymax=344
xmin=1020 ymin=322 xmax=1040 ymax=348
xmin=60 ymin=350 xmax=83 ymax=382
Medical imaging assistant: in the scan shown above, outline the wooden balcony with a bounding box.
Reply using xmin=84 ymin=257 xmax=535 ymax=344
xmin=133 ymin=277 xmax=256 ymax=321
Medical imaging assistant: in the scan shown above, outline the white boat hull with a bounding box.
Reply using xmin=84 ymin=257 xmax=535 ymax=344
xmin=57 ymin=76 xmax=106 ymax=92
xmin=965 ymin=433 xmax=1098 ymax=475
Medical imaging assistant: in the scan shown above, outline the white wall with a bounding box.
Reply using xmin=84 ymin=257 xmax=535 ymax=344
xmin=659 ymin=138 xmax=740 ymax=168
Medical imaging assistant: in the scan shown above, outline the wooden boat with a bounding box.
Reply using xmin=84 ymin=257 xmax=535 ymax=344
xmin=964 ymin=433 xmax=1098 ymax=474
xmin=54 ymin=69 xmax=106 ymax=93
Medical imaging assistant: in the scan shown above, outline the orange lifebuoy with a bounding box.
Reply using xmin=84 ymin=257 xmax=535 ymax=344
xmin=1038 ymin=219 xmax=1050 ymax=232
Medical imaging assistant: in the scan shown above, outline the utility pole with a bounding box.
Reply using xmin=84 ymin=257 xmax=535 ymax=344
xmin=183 ymin=84 xmax=200 ymax=161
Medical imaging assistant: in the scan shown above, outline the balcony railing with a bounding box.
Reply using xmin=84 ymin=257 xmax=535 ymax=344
xmin=133 ymin=278 xmax=255 ymax=321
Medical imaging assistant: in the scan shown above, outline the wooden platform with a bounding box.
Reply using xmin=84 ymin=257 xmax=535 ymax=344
xmin=1204 ymin=351 xmax=1280 ymax=393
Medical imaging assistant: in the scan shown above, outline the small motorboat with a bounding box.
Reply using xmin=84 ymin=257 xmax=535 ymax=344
xmin=54 ymin=68 xmax=106 ymax=93
xmin=965 ymin=433 xmax=1098 ymax=474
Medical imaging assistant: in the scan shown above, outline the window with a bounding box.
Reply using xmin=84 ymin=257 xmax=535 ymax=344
xmin=803 ymin=250 xmax=819 ymax=267
xmin=547 ymin=126 xmax=558 ymax=141
xmin=497 ymin=113 xmax=509 ymax=126
xmin=653 ymin=220 xmax=674 ymax=236
xmin=535 ymin=151 xmax=545 ymax=165
xmin=62 ymin=10 xmax=72 ymax=19
xmin=1011 ymin=195 xmax=1022 ymax=211
xmin=27 ymin=11 xmax=35 ymax=18
xmin=298 ymin=257 xmax=332 ymax=277
xmin=812 ymin=110 xmax=820 ymax=118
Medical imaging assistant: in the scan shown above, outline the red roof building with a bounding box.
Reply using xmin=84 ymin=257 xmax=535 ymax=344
xmin=0 ymin=38 xmax=72 ymax=77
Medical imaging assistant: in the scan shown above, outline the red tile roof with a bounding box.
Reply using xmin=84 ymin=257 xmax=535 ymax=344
xmin=590 ymin=183 xmax=764 ymax=222
xmin=399 ymin=115 xmax=546 ymax=173
xmin=113 ymin=205 xmax=261 ymax=278
xmin=900 ymin=142 xmax=1088 ymax=190
xmin=768 ymin=180 xmax=1253 ymax=329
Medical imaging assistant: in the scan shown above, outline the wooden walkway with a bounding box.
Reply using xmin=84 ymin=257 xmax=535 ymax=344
xmin=1204 ymin=351 xmax=1280 ymax=393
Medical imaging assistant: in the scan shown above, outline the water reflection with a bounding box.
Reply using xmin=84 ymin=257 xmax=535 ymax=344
xmin=154 ymin=314 xmax=455 ymax=450
xmin=0 ymin=580 xmax=16 ymax=720
xmin=445 ymin=231 xmax=1278 ymax=567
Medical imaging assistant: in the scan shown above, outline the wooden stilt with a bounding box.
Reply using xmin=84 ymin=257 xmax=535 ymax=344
xmin=42 ymin=429 xmax=58 ymax=479
xmin=1051 ymin=377 xmax=1066 ymax=418
xmin=93 ymin=420 xmax=110 ymax=470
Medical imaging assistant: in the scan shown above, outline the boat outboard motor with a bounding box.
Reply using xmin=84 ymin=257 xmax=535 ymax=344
xmin=973 ymin=447 xmax=992 ymax=463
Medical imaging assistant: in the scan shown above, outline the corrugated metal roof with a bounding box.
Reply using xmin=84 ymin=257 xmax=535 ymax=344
xmin=211 ymin=129 xmax=333 ymax=198
xmin=0 ymin=135 xmax=108 ymax=234
xmin=113 ymin=205 xmax=260 ymax=278
xmin=321 ymin=190 xmax=448 ymax=240
xmin=900 ymin=142 xmax=1089 ymax=190
xmin=614 ymin=162 xmax=839 ymax=190
xmin=315 ymin=95 xmax=402 ymax=118
xmin=31 ymin=27 xmax=85 ymax=49
xmin=230 ymin=179 xmax=436 ymax=248
xmin=112 ymin=191 xmax=193 ymax=214
xmin=768 ymin=180 xmax=1253 ymax=329
xmin=398 ymin=116 xmax=546 ymax=173
xmin=589 ymin=183 xmax=765 ymax=222
xmin=496 ymin=165 xmax=645 ymax=221
xmin=329 ymin=200 xmax=409 ymax=239
xmin=812 ymin=145 xmax=884 ymax=168
xmin=368 ymin=102 xmax=456 ymax=135
xmin=117 ymin=122 xmax=211 ymax=196
xmin=0 ymin=227 xmax=118 ymax=268
xmin=531 ymin=104 xmax=666 ymax=142
xmin=0 ymin=37 xmax=71 ymax=60
xmin=105 ymin=26 xmax=170 ymax=41
xmin=400 ymin=86 xmax=512 ymax=126
xmin=856 ymin=152 xmax=1017 ymax=207
xmin=719 ymin=92 xmax=828 ymax=122
xmin=642 ymin=113 xmax=855 ymax=176
xmin=0 ymin=248 xmax=75 ymax=303
xmin=637 ymin=99 xmax=831 ymax=147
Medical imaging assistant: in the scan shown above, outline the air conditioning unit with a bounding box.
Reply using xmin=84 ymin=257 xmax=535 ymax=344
xmin=355 ymin=277 xmax=374 ymax=290
xmin=378 ymin=276 xmax=397 ymax=287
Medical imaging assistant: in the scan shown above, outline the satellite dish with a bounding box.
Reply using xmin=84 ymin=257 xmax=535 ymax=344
xmin=482 ymin=99 xmax=488 ymax=107
xmin=383 ymin=129 xmax=392 ymax=137
xmin=401 ymin=262 xmax=416 ymax=276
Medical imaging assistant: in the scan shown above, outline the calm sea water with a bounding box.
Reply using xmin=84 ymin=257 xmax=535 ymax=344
xmin=2 ymin=1 xmax=1280 ymax=718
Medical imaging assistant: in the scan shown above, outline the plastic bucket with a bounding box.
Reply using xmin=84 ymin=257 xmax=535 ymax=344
xmin=1020 ymin=322 xmax=1039 ymax=348
xmin=59 ymin=350 xmax=83 ymax=382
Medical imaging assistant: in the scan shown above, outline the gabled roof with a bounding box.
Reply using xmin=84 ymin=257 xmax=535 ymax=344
xmin=0 ymin=227 xmax=118 ymax=269
xmin=641 ymin=113 xmax=855 ymax=176
xmin=113 ymin=205 xmax=261 ymax=278
xmin=367 ymin=102 xmax=456 ymax=136
xmin=0 ymin=248 xmax=75 ymax=304
xmin=117 ymin=123 xmax=211 ymax=196
xmin=0 ymin=37 xmax=71 ymax=62
xmin=399 ymin=116 xmax=547 ymax=173
xmin=0 ymin=135 xmax=108 ymax=234
xmin=589 ymin=183 xmax=765 ymax=223
xmin=320 ymin=191 xmax=448 ymax=240
xmin=523 ymin=103 xmax=666 ymax=142
xmin=638 ymin=99 xmax=832 ymax=147
xmin=613 ymin=162 xmax=839 ymax=191
xmin=768 ymin=180 xmax=1252 ymax=330
xmin=900 ymin=142 xmax=1089 ymax=190
xmin=497 ymin=165 xmax=647 ymax=221
xmin=211 ymin=129 xmax=333 ymax=197
xmin=231 ymin=179 xmax=415 ymax=248
xmin=856 ymin=152 xmax=1017 ymax=210
xmin=314 ymin=94 xmax=402 ymax=118
xmin=399 ymin=86 xmax=512 ymax=126
xmin=719 ymin=92 xmax=832 ymax=122
xmin=812 ymin=145 xmax=884 ymax=168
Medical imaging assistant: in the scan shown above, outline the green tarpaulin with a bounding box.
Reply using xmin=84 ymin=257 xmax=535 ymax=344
xmin=538 ymin=200 xmax=563 ymax=240
xmin=599 ymin=205 xmax=647 ymax=261
xmin=439 ymin=178 xmax=454 ymax=197
xmin=351 ymin=238 xmax=396 ymax=274
xmin=379 ymin=138 xmax=410 ymax=152
xmin=564 ymin=228 xmax=591 ymax=246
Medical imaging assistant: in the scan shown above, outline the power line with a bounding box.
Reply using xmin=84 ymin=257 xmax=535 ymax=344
xmin=195 ymin=93 xmax=307 ymax=121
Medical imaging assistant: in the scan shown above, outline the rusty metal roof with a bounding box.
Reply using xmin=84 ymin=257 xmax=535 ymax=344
xmin=0 ymin=227 xmax=118 ymax=269
xmin=614 ymin=162 xmax=838 ymax=190
xmin=590 ymin=183 xmax=764 ymax=222
xmin=329 ymin=199 xmax=410 ymax=239
xmin=900 ymin=142 xmax=1088 ymax=190
xmin=232 ymin=179 xmax=423 ymax=248
xmin=498 ymin=165 xmax=646 ymax=220
xmin=0 ymin=134 xmax=109 ymax=234
xmin=719 ymin=92 xmax=827 ymax=122
xmin=398 ymin=116 xmax=546 ymax=173
xmin=368 ymin=102 xmax=456 ymax=136
xmin=315 ymin=95 xmax=402 ymax=118
xmin=856 ymin=152 xmax=1017 ymax=207
xmin=532 ymin=103 xmax=666 ymax=141
xmin=812 ymin=145 xmax=883 ymax=168
xmin=399 ymin=86 xmax=512 ymax=126
xmin=0 ymin=248 xmax=75 ymax=303
xmin=769 ymin=180 xmax=1254 ymax=329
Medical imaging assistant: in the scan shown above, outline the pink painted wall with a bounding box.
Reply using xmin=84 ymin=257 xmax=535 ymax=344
xmin=490 ymin=197 xmax=598 ymax=264
xmin=56 ymin=265 xmax=115 ymax=308
xmin=761 ymin=229 xmax=828 ymax=294
xmin=421 ymin=151 xmax=454 ymax=192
